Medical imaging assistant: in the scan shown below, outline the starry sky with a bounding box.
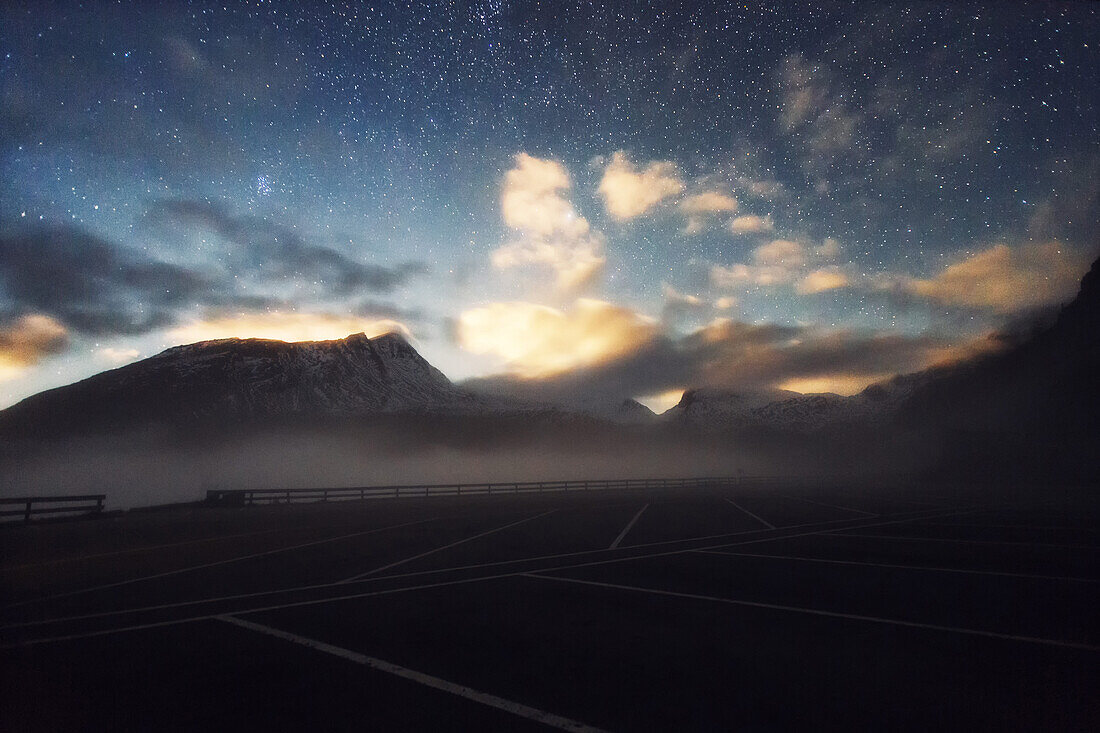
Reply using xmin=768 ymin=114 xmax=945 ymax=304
xmin=1 ymin=1 xmax=1098 ymax=411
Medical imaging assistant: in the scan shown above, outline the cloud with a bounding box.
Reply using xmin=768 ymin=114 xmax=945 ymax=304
xmin=710 ymin=238 xmax=809 ymax=288
xmin=729 ymin=214 xmax=774 ymax=235
xmin=776 ymin=54 xmax=863 ymax=160
xmin=456 ymin=299 xmax=658 ymax=378
xmin=778 ymin=55 xmax=828 ymax=130
xmin=500 ymin=154 xmax=583 ymax=236
xmin=711 ymin=236 xmax=847 ymax=292
xmin=797 ymin=266 xmax=851 ymax=295
xmin=635 ymin=388 xmax=686 ymax=415
xmin=680 ymin=191 xmax=738 ymax=234
xmin=1 ymin=216 xmax=422 ymax=345
xmin=714 ymin=296 xmax=738 ymax=310
xmin=491 ymin=154 xmax=606 ymax=292
xmin=145 ymin=199 xmax=426 ymax=295
xmin=98 ymin=347 xmax=141 ymax=365
xmin=598 ymin=151 xmax=685 ymax=220
xmin=680 ymin=192 xmax=737 ymax=214
xmin=881 ymin=242 xmax=1088 ymax=313
xmin=661 ymin=283 xmax=711 ymax=326
xmin=677 ymin=191 xmax=739 ymax=214
xmin=0 ymin=224 xmax=213 ymax=336
xmin=491 ymin=239 xmax=605 ymax=293
xmin=816 ymin=237 xmax=841 ymax=258
xmin=168 ymin=312 xmax=412 ymax=345
xmin=753 ymin=239 xmax=806 ymax=267
xmin=0 ymin=314 xmax=69 ymax=368
xmin=465 ymin=315 xmax=975 ymax=404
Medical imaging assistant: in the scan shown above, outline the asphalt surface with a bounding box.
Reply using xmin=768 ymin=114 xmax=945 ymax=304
xmin=1 ymin=481 xmax=1098 ymax=731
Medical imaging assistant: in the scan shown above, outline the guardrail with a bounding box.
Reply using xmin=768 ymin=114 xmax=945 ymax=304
xmin=206 ymin=476 xmax=782 ymax=506
xmin=0 ymin=495 xmax=107 ymax=523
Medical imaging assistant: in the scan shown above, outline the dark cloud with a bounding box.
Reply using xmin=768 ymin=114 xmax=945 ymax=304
xmin=353 ymin=299 xmax=425 ymax=323
xmin=464 ymin=319 xmax=955 ymax=405
xmin=144 ymin=199 xmax=427 ymax=295
xmin=0 ymin=223 xmax=214 ymax=335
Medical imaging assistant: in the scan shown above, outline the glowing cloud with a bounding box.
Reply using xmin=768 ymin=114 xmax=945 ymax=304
xmin=0 ymin=314 xmax=69 ymax=369
xmin=896 ymin=242 xmax=1088 ymax=313
xmin=98 ymin=347 xmax=142 ymax=364
xmin=753 ymin=239 xmax=805 ymax=267
xmin=777 ymin=374 xmax=888 ymax=396
xmin=456 ymin=299 xmax=658 ymax=377
xmin=797 ymin=266 xmax=851 ymax=294
xmin=681 ymin=191 xmax=738 ymax=233
xmin=710 ymin=238 xmax=808 ymax=287
xmin=168 ymin=312 xmax=411 ymax=345
xmin=729 ymin=214 xmax=774 ymax=235
xmin=635 ymin=388 xmax=685 ymax=414
xmin=492 ymin=153 xmax=605 ymax=292
xmin=680 ymin=192 xmax=737 ymax=214
xmin=598 ymin=151 xmax=684 ymax=220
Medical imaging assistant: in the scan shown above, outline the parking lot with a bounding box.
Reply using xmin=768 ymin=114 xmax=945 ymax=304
xmin=2 ymin=481 xmax=1098 ymax=731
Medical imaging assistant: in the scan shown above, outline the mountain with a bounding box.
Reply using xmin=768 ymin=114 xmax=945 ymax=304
xmin=664 ymin=388 xmax=799 ymax=427
xmin=662 ymin=387 xmax=869 ymax=433
xmin=891 ymin=254 xmax=1100 ymax=478
xmin=665 ymin=253 xmax=1099 ymax=450
xmin=0 ymin=332 xmax=486 ymax=439
xmin=592 ymin=398 xmax=657 ymax=424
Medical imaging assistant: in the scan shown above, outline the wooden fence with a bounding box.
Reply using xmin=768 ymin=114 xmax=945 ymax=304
xmin=0 ymin=495 xmax=107 ymax=523
xmin=205 ymin=476 xmax=781 ymax=506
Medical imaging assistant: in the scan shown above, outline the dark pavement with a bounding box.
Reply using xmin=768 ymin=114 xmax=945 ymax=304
xmin=2 ymin=481 xmax=1098 ymax=731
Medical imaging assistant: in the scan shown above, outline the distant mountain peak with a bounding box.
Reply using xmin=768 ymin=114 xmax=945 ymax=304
xmin=0 ymin=329 xmax=476 ymax=438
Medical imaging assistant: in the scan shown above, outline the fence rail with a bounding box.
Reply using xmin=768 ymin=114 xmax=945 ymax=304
xmin=206 ymin=476 xmax=784 ymax=506
xmin=0 ymin=495 xmax=106 ymax=522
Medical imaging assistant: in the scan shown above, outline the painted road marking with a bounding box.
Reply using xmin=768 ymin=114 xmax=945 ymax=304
xmin=218 ymin=615 xmax=608 ymax=732
xmin=0 ymin=572 xmax=519 ymax=648
xmin=779 ymin=494 xmax=878 ymax=517
xmin=339 ymin=510 xmax=558 ymax=582
xmin=692 ymin=549 xmax=1100 ymax=583
xmin=3 ymin=517 xmax=441 ymax=610
xmin=609 ymin=504 xmax=649 ymax=549
xmin=0 ymin=526 xmax=292 ymax=573
xmin=823 ymin=532 xmax=1100 ymax=550
xmin=2 ymin=509 xmax=969 ymax=634
xmin=723 ymin=498 xmax=776 ymax=529
xmin=522 ymin=573 xmax=1100 ymax=652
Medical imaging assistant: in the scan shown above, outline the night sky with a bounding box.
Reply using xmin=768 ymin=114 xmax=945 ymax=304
xmin=1 ymin=1 xmax=1097 ymax=411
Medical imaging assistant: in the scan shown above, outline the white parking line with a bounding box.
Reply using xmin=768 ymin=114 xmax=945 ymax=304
xmin=218 ymin=615 xmax=608 ymax=732
xmin=0 ymin=572 xmax=520 ymax=648
xmin=904 ymin=521 xmax=1100 ymax=534
xmin=692 ymin=549 xmax=1100 ymax=583
xmin=724 ymin=498 xmax=776 ymax=529
xmin=609 ymin=505 xmax=648 ymax=549
xmin=3 ymin=509 xmax=964 ymax=634
xmin=823 ymin=532 xmax=1100 ymax=550
xmin=780 ymin=494 xmax=878 ymax=517
xmin=339 ymin=510 xmax=557 ymax=583
xmin=522 ymin=573 xmax=1100 ymax=652
xmin=3 ymin=517 xmax=441 ymax=610
xmin=0 ymin=526 xmax=292 ymax=573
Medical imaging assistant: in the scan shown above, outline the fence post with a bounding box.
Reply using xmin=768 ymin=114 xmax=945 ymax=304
xmin=24 ymin=499 xmax=32 ymax=523
xmin=96 ymin=496 xmax=104 ymax=514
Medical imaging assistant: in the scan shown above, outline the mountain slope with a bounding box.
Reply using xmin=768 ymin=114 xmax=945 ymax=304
xmin=893 ymin=255 xmax=1100 ymax=477
xmin=0 ymin=332 xmax=482 ymax=438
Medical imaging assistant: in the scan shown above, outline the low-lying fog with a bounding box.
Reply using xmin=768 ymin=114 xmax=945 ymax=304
xmin=0 ymin=418 xmax=940 ymax=510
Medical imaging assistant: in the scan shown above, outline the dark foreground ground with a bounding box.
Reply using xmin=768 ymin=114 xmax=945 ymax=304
xmin=1 ymin=480 xmax=1098 ymax=731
